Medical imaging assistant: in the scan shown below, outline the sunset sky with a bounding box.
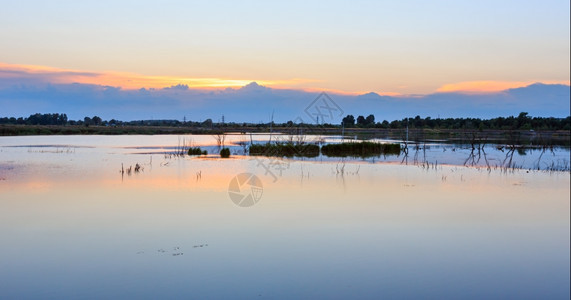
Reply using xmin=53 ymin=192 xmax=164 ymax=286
xmin=1 ymin=0 xmax=569 ymax=95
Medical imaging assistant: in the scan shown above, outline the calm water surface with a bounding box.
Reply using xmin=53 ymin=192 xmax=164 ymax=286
xmin=0 ymin=135 xmax=569 ymax=299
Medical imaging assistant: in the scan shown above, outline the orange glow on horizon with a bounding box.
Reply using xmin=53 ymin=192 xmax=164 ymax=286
xmin=293 ymin=87 xmax=403 ymax=97
xmin=437 ymin=80 xmax=571 ymax=93
xmin=0 ymin=62 xmax=319 ymax=91
xmin=1 ymin=62 xmax=569 ymax=95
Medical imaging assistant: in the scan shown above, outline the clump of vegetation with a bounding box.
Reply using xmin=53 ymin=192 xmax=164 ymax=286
xmin=249 ymin=142 xmax=320 ymax=157
xmin=220 ymin=147 xmax=231 ymax=158
xmin=188 ymin=147 xmax=207 ymax=155
xmin=321 ymin=141 xmax=400 ymax=157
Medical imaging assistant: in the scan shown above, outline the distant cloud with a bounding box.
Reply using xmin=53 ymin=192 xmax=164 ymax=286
xmin=1 ymin=62 xmax=569 ymax=122
xmin=437 ymin=80 xmax=571 ymax=94
xmin=0 ymin=62 xmax=319 ymax=90
xmin=0 ymin=76 xmax=568 ymax=122
xmin=7 ymin=62 xmax=568 ymax=97
xmin=163 ymin=84 xmax=189 ymax=91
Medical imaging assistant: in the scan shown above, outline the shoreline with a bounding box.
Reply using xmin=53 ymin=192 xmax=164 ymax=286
xmin=1 ymin=124 xmax=569 ymax=146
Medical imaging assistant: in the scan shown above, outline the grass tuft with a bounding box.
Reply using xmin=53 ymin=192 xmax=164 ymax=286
xmin=220 ymin=147 xmax=230 ymax=158
xmin=188 ymin=147 xmax=207 ymax=155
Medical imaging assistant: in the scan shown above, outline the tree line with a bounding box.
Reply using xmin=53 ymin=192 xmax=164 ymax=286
xmin=0 ymin=113 xmax=216 ymax=128
xmin=1 ymin=112 xmax=570 ymax=131
xmin=0 ymin=113 xmax=69 ymax=126
xmin=341 ymin=112 xmax=570 ymax=131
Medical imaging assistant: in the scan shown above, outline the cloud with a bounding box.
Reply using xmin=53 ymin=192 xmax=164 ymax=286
xmin=437 ymin=80 xmax=571 ymax=94
xmin=0 ymin=62 xmax=319 ymax=90
xmin=1 ymin=62 xmax=569 ymax=122
xmin=15 ymin=62 xmax=569 ymax=97
xmin=0 ymin=76 xmax=568 ymax=123
xmin=163 ymin=84 xmax=189 ymax=91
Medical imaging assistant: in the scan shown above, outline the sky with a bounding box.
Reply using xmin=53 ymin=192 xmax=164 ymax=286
xmin=1 ymin=0 xmax=569 ymax=96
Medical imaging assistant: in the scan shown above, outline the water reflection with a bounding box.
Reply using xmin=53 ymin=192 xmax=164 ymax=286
xmin=0 ymin=135 xmax=569 ymax=299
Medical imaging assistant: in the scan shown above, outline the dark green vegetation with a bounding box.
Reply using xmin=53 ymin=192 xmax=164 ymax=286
xmin=1 ymin=112 xmax=570 ymax=146
xmin=2 ymin=112 xmax=569 ymax=131
xmin=341 ymin=112 xmax=570 ymax=130
xmin=0 ymin=124 xmax=217 ymax=136
xmin=321 ymin=142 xmax=401 ymax=157
xmin=249 ymin=143 xmax=320 ymax=157
xmin=248 ymin=141 xmax=399 ymax=158
xmin=5 ymin=113 xmax=69 ymax=126
xmin=220 ymin=147 xmax=230 ymax=158
xmin=343 ymin=114 xmax=375 ymax=127
xmin=188 ymin=147 xmax=207 ymax=155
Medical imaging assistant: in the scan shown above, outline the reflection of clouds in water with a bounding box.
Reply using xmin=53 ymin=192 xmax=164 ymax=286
xmin=1 ymin=136 xmax=568 ymax=299
xmin=2 ymin=135 xmax=569 ymax=171
xmin=0 ymin=162 xmax=19 ymax=181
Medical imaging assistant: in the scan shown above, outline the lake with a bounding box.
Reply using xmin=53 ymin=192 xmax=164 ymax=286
xmin=0 ymin=135 xmax=569 ymax=299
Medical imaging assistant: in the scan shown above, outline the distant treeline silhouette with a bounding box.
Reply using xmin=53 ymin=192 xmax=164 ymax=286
xmin=0 ymin=114 xmax=191 ymax=127
xmin=341 ymin=112 xmax=570 ymax=130
xmin=3 ymin=113 xmax=70 ymax=126
xmin=1 ymin=112 xmax=569 ymax=131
